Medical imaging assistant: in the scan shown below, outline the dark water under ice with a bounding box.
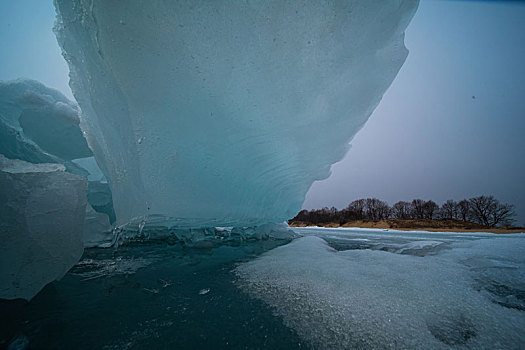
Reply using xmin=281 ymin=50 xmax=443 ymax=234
xmin=0 ymin=240 xmax=304 ymax=350
xmin=2 ymin=228 xmax=525 ymax=349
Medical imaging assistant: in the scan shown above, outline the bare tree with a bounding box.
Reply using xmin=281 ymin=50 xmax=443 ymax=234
xmin=289 ymin=195 xmax=517 ymax=228
xmin=439 ymin=199 xmax=458 ymax=219
xmin=490 ymin=202 xmax=516 ymax=227
xmin=364 ymin=198 xmax=378 ymax=220
xmin=410 ymin=199 xmax=425 ymax=219
xmin=468 ymin=196 xmax=493 ymax=226
xmin=364 ymin=198 xmax=390 ymax=220
xmin=376 ymin=200 xmax=391 ymax=220
xmin=347 ymin=199 xmax=366 ymax=220
xmin=422 ymin=200 xmax=439 ymax=219
xmin=391 ymin=201 xmax=411 ymax=219
xmin=468 ymin=195 xmax=516 ymax=227
xmin=294 ymin=209 xmax=310 ymax=222
xmin=457 ymin=200 xmax=470 ymax=222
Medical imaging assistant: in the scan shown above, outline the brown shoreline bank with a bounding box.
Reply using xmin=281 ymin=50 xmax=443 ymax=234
xmin=289 ymin=219 xmax=524 ymax=234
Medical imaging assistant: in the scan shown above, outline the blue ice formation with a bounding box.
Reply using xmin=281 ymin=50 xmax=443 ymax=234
xmin=0 ymin=80 xmax=115 ymax=298
xmin=0 ymin=79 xmax=90 ymax=171
xmin=54 ymin=0 xmax=419 ymax=227
xmin=0 ymin=155 xmax=87 ymax=300
xmin=0 ymin=79 xmax=116 ymax=224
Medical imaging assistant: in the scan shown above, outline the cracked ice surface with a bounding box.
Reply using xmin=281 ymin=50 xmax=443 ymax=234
xmin=54 ymin=0 xmax=418 ymax=226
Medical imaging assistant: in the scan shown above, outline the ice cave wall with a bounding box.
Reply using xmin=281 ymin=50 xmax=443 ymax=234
xmin=54 ymin=0 xmax=419 ymax=227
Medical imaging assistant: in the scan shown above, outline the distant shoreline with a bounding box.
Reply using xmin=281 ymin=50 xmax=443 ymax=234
xmin=289 ymin=219 xmax=524 ymax=234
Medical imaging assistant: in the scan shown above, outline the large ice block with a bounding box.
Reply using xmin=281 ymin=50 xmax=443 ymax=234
xmin=0 ymin=155 xmax=87 ymax=300
xmin=0 ymin=79 xmax=116 ymax=222
xmin=54 ymin=0 xmax=418 ymax=226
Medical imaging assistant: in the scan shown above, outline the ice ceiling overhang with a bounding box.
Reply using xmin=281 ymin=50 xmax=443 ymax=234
xmin=54 ymin=0 xmax=419 ymax=226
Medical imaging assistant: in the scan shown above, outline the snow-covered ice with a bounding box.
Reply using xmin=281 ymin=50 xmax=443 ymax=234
xmin=236 ymin=228 xmax=525 ymax=349
xmin=0 ymin=79 xmax=91 ymax=172
xmin=0 ymin=155 xmax=87 ymax=300
xmin=0 ymin=79 xmax=116 ymax=224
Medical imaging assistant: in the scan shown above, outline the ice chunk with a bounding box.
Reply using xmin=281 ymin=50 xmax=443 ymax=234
xmin=72 ymin=156 xmax=107 ymax=182
xmin=0 ymin=79 xmax=91 ymax=167
xmin=54 ymin=0 xmax=419 ymax=226
xmin=111 ymin=219 xmax=295 ymax=248
xmin=249 ymin=223 xmax=297 ymax=240
xmin=87 ymin=181 xmax=116 ymax=224
xmin=0 ymin=155 xmax=87 ymax=300
xmin=0 ymin=79 xmax=116 ymax=222
xmin=73 ymin=157 xmax=117 ymax=224
xmin=83 ymin=204 xmax=112 ymax=248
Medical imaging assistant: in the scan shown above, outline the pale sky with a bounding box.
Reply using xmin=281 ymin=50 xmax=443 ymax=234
xmin=1 ymin=0 xmax=524 ymax=224
xmin=305 ymin=0 xmax=525 ymax=224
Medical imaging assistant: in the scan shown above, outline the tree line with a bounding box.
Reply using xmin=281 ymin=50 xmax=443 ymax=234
xmin=290 ymin=195 xmax=516 ymax=228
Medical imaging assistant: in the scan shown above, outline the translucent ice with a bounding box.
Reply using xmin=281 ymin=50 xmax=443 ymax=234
xmin=0 ymin=155 xmax=87 ymax=300
xmin=0 ymin=79 xmax=91 ymax=172
xmin=0 ymin=79 xmax=116 ymax=223
xmin=54 ymin=0 xmax=418 ymax=226
xmin=83 ymin=204 xmax=112 ymax=248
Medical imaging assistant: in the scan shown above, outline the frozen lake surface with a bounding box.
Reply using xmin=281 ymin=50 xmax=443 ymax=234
xmin=2 ymin=227 xmax=524 ymax=349
xmin=238 ymin=228 xmax=525 ymax=349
